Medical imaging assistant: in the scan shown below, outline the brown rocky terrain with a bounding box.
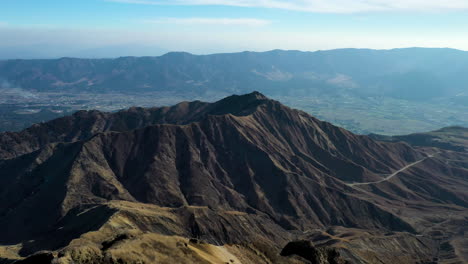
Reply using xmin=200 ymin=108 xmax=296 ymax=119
xmin=0 ymin=92 xmax=467 ymax=264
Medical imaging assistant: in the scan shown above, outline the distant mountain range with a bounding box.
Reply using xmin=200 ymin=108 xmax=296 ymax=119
xmin=1 ymin=92 xmax=467 ymax=263
xmin=0 ymin=48 xmax=467 ymax=99
xmin=0 ymin=44 xmax=168 ymax=60
xmin=0 ymin=48 xmax=467 ymax=135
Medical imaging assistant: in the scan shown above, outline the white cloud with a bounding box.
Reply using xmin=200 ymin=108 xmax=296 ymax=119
xmin=143 ymin=17 xmax=271 ymax=26
xmin=105 ymin=0 xmax=468 ymax=13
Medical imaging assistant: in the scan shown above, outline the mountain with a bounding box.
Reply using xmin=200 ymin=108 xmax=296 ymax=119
xmin=1 ymin=48 xmax=467 ymax=135
xmin=0 ymin=92 xmax=467 ymax=264
xmin=1 ymin=48 xmax=467 ymax=99
xmin=370 ymin=126 xmax=468 ymax=152
xmin=0 ymin=44 xmax=168 ymax=60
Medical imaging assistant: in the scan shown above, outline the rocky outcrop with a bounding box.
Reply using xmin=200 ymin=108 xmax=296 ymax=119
xmin=281 ymin=241 xmax=349 ymax=264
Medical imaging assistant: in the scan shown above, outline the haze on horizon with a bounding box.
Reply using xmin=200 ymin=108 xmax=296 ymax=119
xmin=2 ymin=0 xmax=468 ymax=59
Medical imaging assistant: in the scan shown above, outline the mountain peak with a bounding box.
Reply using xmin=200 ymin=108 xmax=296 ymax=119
xmin=1 ymin=92 xmax=468 ymax=263
xmin=247 ymin=91 xmax=268 ymax=99
xmin=221 ymin=91 xmax=268 ymax=102
xmin=207 ymin=91 xmax=271 ymax=116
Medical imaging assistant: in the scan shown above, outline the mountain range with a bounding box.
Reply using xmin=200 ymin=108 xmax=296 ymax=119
xmin=0 ymin=92 xmax=467 ymax=264
xmin=0 ymin=48 xmax=467 ymax=135
xmin=1 ymin=48 xmax=467 ymax=99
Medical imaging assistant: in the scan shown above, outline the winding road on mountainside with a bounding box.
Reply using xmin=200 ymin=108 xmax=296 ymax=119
xmin=347 ymin=153 xmax=440 ymax=187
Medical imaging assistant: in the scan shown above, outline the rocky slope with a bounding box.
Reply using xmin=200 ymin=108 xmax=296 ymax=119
xmin=0 ymin=92 xmax=467 ymax=264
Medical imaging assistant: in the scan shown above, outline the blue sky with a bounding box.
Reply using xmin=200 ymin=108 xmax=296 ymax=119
xmin=2 ymin=0 xmax=468 ymax=58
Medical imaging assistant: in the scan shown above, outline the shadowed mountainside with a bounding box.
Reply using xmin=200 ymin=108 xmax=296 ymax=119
xmin=0 ymin=92 xmax=467 ymax=264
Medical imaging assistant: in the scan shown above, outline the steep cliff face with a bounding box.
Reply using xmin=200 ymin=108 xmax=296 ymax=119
xmin=0 ymin=92 xmax=467 ymax=264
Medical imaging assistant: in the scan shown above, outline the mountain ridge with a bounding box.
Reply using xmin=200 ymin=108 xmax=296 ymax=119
xmin=2 ymin=47 xmax=468 ymax=98
xmin=2 ymin=47 xmax=468 ymax=135
xmin=370 ymin=126 xmax=468 ymax=152
xmin=0 ymin=92 xmax=467 ymax=263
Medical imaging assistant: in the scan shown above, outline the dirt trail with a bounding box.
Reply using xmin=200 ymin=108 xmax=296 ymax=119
xmin=347 ymin=153 xmax=438 ymax=187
